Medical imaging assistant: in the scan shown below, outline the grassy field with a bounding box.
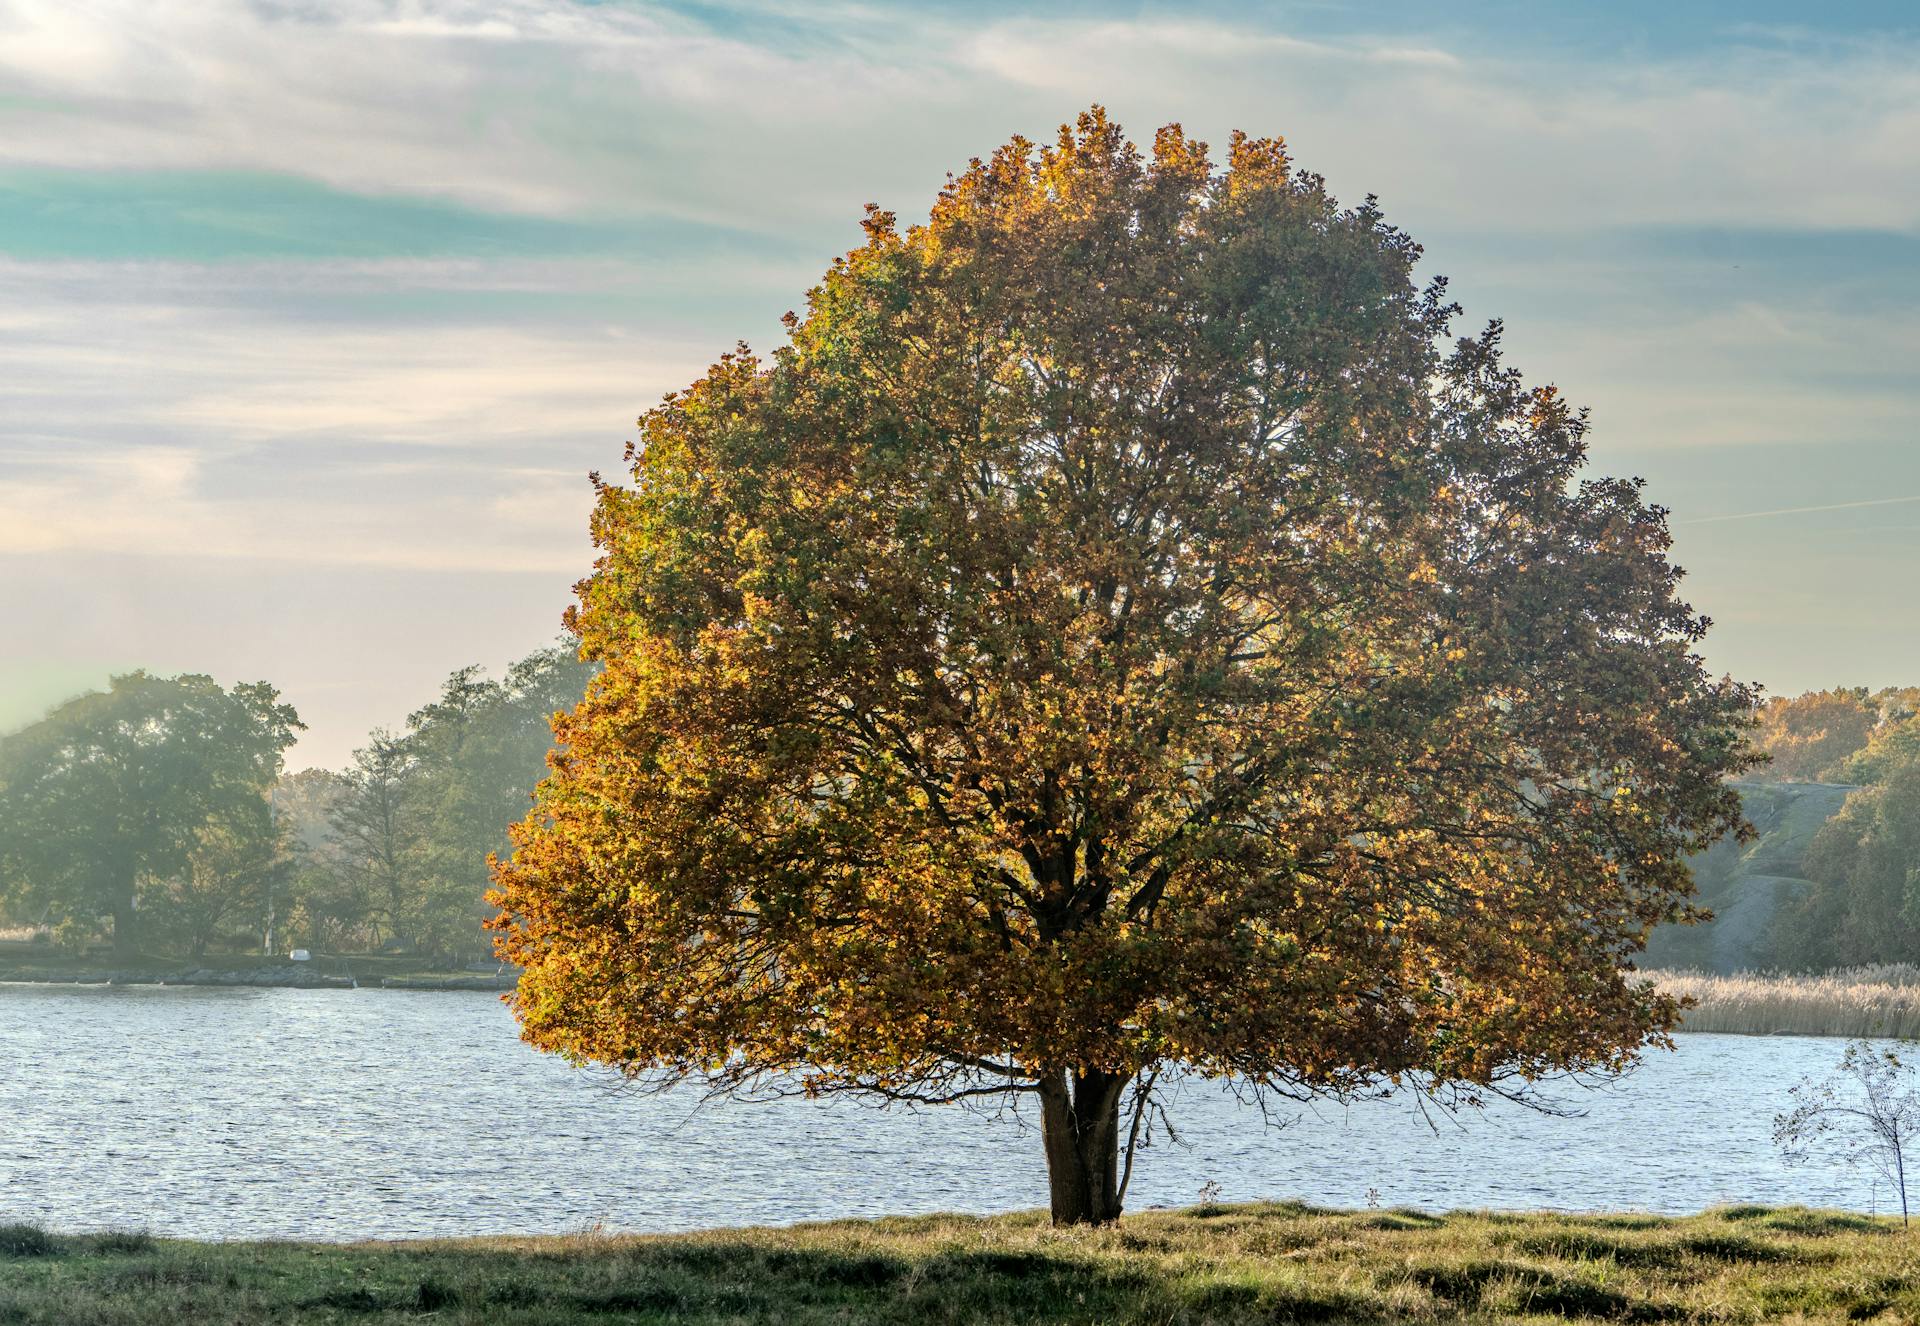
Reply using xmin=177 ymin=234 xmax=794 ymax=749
xmin=1655 ymin=967 xmax=1920 ymax=1038
xmin=2 ymin=1204 xmax=1916 ymax=1324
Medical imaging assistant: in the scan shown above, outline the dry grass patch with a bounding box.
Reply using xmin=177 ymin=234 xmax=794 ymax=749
xmin=1655 ymin=967 xmax=1920 ymax=1037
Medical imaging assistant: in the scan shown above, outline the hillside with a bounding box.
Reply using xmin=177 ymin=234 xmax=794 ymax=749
xmin=1644 ymin=780 xmax=1855 ymax=973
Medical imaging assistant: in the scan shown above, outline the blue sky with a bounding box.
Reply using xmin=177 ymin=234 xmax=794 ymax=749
xmin=2 ymin=1 xmax=1918 ymax=766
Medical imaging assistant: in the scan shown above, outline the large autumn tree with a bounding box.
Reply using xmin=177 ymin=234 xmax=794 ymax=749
xmin=492 ymin=110 xmax=1757 ymax=1224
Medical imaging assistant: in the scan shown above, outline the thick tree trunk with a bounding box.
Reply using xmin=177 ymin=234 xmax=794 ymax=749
xmin=1039 ymin=1068 xmax=1128 ymax=1225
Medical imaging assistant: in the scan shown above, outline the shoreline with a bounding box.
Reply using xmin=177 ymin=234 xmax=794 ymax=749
xmin=0 ymin=963 xmax=516 ymax=993
xmin=5 ymin=965 xmax=1919 ymax=1036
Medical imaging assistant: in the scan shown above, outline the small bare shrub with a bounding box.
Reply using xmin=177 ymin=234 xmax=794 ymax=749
xmin=1775 ymin=1039 xmax=1920 ymax=1225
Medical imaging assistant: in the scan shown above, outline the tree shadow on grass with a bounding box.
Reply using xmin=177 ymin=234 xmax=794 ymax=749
xmin=1410 ymin=1260 xmax=1688 ymax=1323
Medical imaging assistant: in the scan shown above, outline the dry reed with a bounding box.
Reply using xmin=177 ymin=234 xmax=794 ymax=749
xmin=1652 ymin=966 xmax=1920 ymax=1038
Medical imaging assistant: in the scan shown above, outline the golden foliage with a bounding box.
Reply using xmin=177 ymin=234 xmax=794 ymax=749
xmin=1749 ymin=689 xmax=1878 ymax=783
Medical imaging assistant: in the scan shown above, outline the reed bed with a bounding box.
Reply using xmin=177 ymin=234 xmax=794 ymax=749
xmin=1653 ymin=966 xmax=1920 ymax=1038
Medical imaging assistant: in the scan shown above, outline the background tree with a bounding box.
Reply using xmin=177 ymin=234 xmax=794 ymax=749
xmin=272 ymin=767 xmax=365 ymax=953
xmin=1835 ymin=703 xmax=1920 ymax=787
xmin=1749 ymin=689 xmax=1879 ymax=783
xmin=1767 ymin=761 xmax=1920 ymax=969
xmin=328 ymin=731 xmax=423 ymax=950
xmin=147 ymin=804 xmax=289 ymax=958
xmin=491 ymin=110 xmax=1757 ymax=1224
xmin=301 ymin=643 xmax=595 ymax=961
xmin=0 ymin=673 xmax=302 ymax=956
xmin=404 ymin=647 xmax=595 ymax=961
xmin=1634 ymin=682 xmax=1920 ymax=973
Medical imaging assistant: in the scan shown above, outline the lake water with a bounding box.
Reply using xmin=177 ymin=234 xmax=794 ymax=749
xmin=0 ymin=983 xmax=1890 ymax=1240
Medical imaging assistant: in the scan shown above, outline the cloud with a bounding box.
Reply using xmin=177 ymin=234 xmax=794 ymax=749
xmin=955 ymin=18 xmax=1920 ymax=234
xmin=3 ymin=2 xmax=1918 ymax=239
xmin=0 ymin=0 xmax=961 ymax=225
xmin=0 ymin=258 xmax=713 ymax=572
xmin=961 ymin=21 xmax=1459 ymax=88
xmin=0 ymin=440 xmax=602 ymax=573
xmin=1504 ymin=292 xmax=1920 ymax=454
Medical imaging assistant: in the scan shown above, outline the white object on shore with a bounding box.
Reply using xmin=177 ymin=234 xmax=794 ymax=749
xmin=288 ymin=949 xmax=311 ymax=962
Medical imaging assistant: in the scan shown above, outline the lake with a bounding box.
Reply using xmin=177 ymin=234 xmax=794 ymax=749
xmin=0 ymin=983 xmax=1887 ymax=1240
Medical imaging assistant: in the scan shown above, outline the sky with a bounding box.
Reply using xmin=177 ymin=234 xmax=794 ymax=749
xmin=2 ymin=1 xmax=1918 ymax=769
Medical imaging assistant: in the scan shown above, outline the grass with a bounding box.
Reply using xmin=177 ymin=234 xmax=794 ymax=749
xmin=1 ymin=1204 xmax=1916 ymax=1324
xmin=1654 ymin=967 xmax=1920 ymax=1038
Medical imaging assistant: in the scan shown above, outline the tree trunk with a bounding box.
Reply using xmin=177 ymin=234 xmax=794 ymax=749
xmin=1897 ymin=1136 xmax=1909 ymax=1228
xmin=1040 ymin=1068 xmax=1128 ymax=1225
xmin=110 ymin=886 xmax=139 ymax=958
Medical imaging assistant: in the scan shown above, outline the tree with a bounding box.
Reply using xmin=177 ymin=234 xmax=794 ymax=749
xmin=1750 ymin=689 xmax=1878 ymax=783
xmin=1766 ymin=764 xmax=1920 ymax=969
xmin=1754 ymin=689 xmax=1920 ymax=969
xmin=329 ymin=731 xmax=423 ymax=950
xmin=314 ymin=644 xmax=596 ymax=960
xmin=490 ymin=110 xmax=1757 ymax=1224
xmin=1776 ymin=1040 xmax=1919 ymax=1225
xmin=0 ymin=673 xmax=302 ymax=956
xmin=147 ymin=803 xmax=289 ymax=958
xmin=273 ymin=767 xmax=362 ymax=953
xmin=404 ymin=647 xmax=595 ymax=961
xmin=1836 ymin=709 xmax=1920 ymax=787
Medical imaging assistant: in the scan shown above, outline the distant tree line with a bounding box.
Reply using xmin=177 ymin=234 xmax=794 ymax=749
xmin=276 ymin=646 xmax=594 ymax=962
xmin=6 ymin=660 xmax=1917 ymax=973
xmin=0 ymin=673 xmax=302 ymax=957
xmin=1748 ymin=688 xmax=1920 ymax=969
xmin=0 ymin=642 xmax=591 ymax=964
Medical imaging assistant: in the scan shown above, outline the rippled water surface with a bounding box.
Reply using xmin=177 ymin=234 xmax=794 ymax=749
xmin=0 ymin=983 xmax=1884 ymax=1239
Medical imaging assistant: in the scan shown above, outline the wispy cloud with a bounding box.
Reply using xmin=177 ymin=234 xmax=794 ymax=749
xmin=1679 ymin=494 xmax=1920 ymax=525
xmin=958 ymin=18 xmax=1920 ymax=233
xmin=0 ymin=259 xmax=710 ymax=572
xmin=3 ymin=2 xmax=1919 ymax=235
xmin=0 ymin=0 xmax=958 ymax=224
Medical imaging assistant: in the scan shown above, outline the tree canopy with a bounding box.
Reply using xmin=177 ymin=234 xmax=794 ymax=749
xmin=491 ymin=109 xmax=1758 ymax=1224
xmin=1749 ymin=689 xmax=1880 ymax=783
xmin=1761 ymin=692 xmax=1920 ymax=969
xmin=0 ymin=672 xmax=301 ymax=955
